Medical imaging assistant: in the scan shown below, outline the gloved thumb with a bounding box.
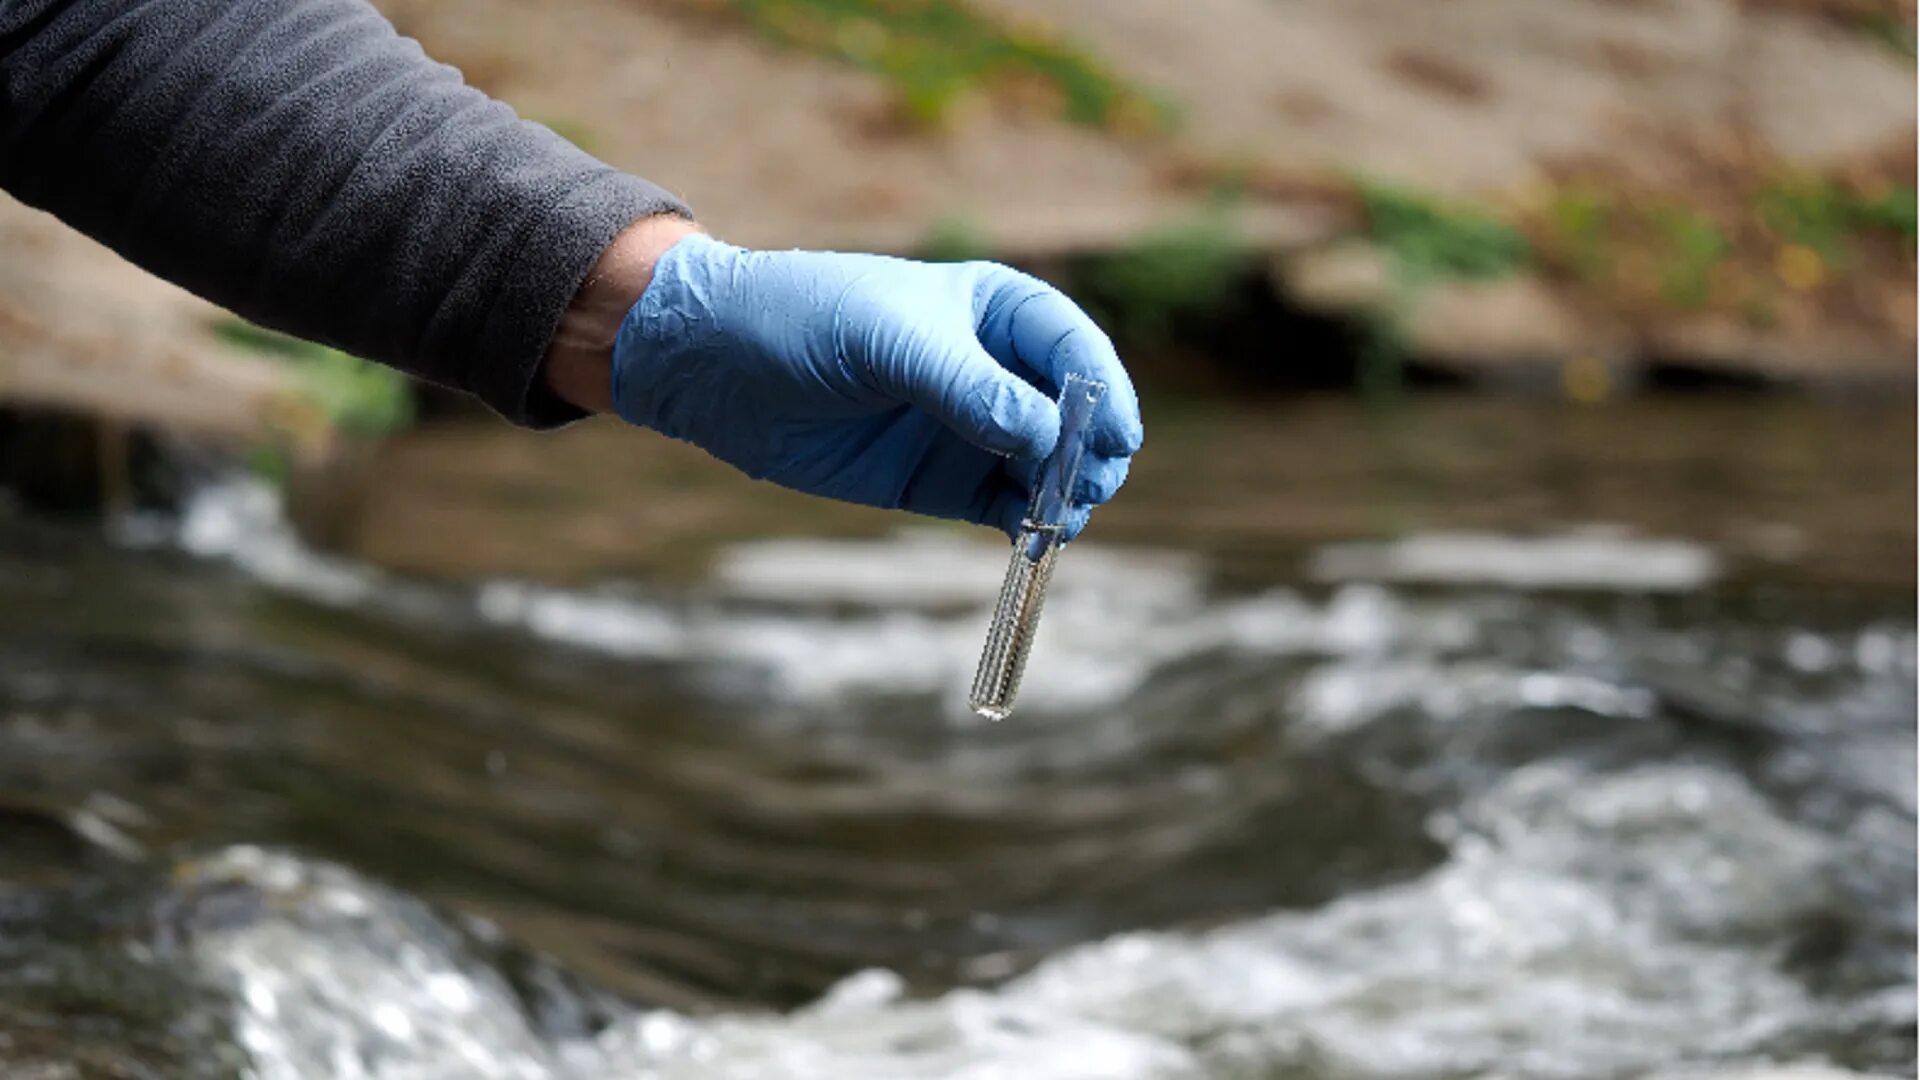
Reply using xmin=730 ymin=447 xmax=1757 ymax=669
xmin=896 ymin=339 xmax=1061 ymax=460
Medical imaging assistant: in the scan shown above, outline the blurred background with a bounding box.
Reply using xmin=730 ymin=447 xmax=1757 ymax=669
xmin=0 ymin=1 xmax=1915 ymax=1077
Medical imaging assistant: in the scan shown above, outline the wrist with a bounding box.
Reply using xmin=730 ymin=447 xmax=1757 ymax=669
xmin=541 ymin=213 xmax=701 ymax=413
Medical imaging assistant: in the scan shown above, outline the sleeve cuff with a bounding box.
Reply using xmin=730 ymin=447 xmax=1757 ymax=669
xmin=470 ymin=168 xmax=691 ymax=429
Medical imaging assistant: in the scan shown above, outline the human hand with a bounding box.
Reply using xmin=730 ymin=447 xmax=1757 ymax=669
xmin=606 ymin=232 xmax=1142 ymax=538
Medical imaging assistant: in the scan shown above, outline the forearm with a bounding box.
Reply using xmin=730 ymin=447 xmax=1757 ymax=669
xmin=0 ymin=0 xmax=689 ymax=426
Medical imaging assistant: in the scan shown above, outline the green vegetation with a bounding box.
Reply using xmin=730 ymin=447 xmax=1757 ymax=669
xmin=1858 ymin=10 xmax=1917 ymax=58
xmin=1536 ymin=189 xmax=1724 ymax=307
xmin=706 ymin=0 xmax=1176 ymax=130
xmin=245 ymin=441 xmax=294 ymax=487
xmin=1359 ymin=183 xmax=1532 ymax=283
xmin=1076 ymin=212 xmax=1248 ymax=343
xmin=1540 ymin=186 xmax=1612 ymax=282
xmin=1649 ymin=203 xmax=1729 ymax=308
xmin=1354 ymin=284 xmax=1420 ymax=406
xmin=1527 ymin=169 xmax=1914 ymax=321
xmin=1539 ymin=186 xmax=1735 ymax=303
xmin=1349 ymin=183 xmax=1531 ymax=399
xmin=1303 ymin=163 xmax=1911 ymax=391
xmin=1755 ymin=174 xmax=1917 ymax=258
xmin=213 ymin=319 xmax=414 ymax=439
xmin=1343 ymin=169 xmax=1911 ymax=381
xmin=1853 ymin=183 xmax=1918 ymax=241
xmin=916 ymin=214 xmax=994 ymax=262
xmin=1534 ymin=190 xmax=1732 ymax=311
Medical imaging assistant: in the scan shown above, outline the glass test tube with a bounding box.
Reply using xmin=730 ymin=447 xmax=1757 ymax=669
xmin=969 ymin=373 xmax=1107 ymax=720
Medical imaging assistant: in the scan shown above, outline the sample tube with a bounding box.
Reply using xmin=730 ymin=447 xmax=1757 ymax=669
xmin=969 ymin=373 xmax=1107 ymax=720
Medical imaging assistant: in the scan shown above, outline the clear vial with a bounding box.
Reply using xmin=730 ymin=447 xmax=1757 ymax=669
xmin=968 ymin=374 xmax=1106 ymax=720
xmin=968 ymin=525 xmax=1062 ymax=720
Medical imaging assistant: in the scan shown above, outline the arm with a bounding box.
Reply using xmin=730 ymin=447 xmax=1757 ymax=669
xmin=0 ymin=0 xmax=689 ymax=426
xmin=1 ymin=0 xmax=1142 ymax=534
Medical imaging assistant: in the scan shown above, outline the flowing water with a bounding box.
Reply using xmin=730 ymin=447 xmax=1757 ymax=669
xmin=0 ymin=395 xmax=1912 ymax=1079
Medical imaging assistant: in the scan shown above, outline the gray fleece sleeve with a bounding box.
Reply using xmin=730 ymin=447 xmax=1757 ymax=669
xmin=0 ymin=0 xmax=691 ymax=426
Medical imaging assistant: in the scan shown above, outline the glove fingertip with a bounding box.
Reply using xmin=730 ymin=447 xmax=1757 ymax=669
xmin=972 ymin=377 xmax=1060 ymax=460
xmin=1096 ymin=416 xmax=1145 ymax=458
xmin=1060 ymin=505 xmax=1093 ymax=543
xmin=1073 ymin=454 xmax=1131 ymax=507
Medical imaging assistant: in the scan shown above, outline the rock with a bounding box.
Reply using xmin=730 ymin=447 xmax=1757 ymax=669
xmin=1002 ymin=0 xmax=1913 ymax=192
xmin=1277 ymin=245 xmax=1608 ymax=372
xmin=1408 ymin=275 xmax=1597 ymax=365
xmin=1273 ymin=242 xmax=1393 ymax=310
xmin=1645 ymin=316 xmax=1916 ymax=383
xmin=0 ymin=199 xmax=314 ymax=445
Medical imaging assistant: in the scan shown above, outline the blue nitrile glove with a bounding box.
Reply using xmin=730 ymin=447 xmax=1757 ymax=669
xmin=610 ymin=234 xmax=1143 ymax=539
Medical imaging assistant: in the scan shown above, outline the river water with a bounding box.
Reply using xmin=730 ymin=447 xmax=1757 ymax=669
xmin=0 ymin=395 xmax=1912 ymax=1078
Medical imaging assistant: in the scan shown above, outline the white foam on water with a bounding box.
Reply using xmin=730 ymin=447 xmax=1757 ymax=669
xmin=1289 ymin=658 xmax=1658 ymax=739
xmin=183 ymin=756 xmax=1903 ymax=1080
xmin=163 ymin=480 xmax=1723 ymax=716
xmin=470 ymin=541 xmax=1481 ymax=715
xmin=472 ymin=531 xmax=1222 ymax=712
xmin=174 ymin=478 xmax=379 ymax=606
xmin=1309 ymin=530 xmax=1722 ymax=591
xmin=475 ymin=581 xmax=688 ymax=659
xmin=710 ymin=531 xmax=1202 ymax=611
xmin=592 ymin=762 xmax=1881 ymax=1080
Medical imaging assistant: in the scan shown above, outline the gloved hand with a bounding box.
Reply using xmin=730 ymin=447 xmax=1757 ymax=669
xmin=610 ymin=234 xmax=1142 ymax=539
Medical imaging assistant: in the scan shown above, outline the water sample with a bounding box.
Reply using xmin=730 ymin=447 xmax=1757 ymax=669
xmin=969 ymin=373 xmax=1107 ymax=720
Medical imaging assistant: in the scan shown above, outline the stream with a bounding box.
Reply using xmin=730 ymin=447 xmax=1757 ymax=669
xmin=0 ymin=394 xmax=1912 ymax=1078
